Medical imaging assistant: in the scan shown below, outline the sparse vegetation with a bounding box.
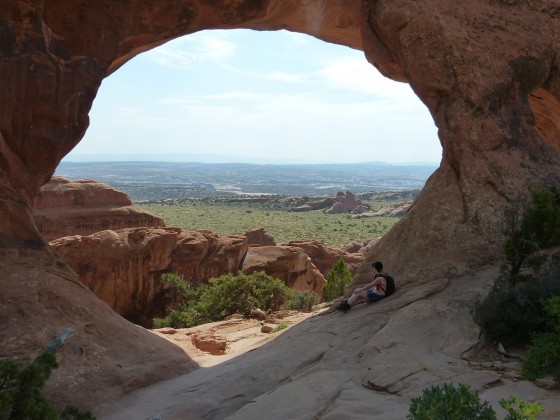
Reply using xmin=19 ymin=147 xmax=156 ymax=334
xmin=476 ymin=186 xmax=560 ymax=392
xmin=501 ymin=188 xmax=560 ymax=285
xmin=141 ymin=195 xmax=402 ymax=247
xmin=522 ymin=296 xmax=560 ymax=385
xmin=0 ymin=353 xmax=95 ymax=419
xmin=286 ymin=290 xmax=321 ymax=311
xmin=271 ymin=323 xmax=289 ymax=333
xmin=408 ymin=383 xmax=543 ymax=420
xmin=154 ymin=272 xmax=295 ymax=328
xmin=323 ymin=258 xmax=353 ymax=302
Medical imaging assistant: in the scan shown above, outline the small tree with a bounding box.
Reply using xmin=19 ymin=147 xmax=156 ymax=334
xmin=0 ymin=353 xmax=95 ymax=419
xmin=323 ymin=257 xmax=353 ymax=302
xmin=522 ymin=296 xmax=560 ymax=385
xmin=502 ymin=188 xmax=560 ymax=284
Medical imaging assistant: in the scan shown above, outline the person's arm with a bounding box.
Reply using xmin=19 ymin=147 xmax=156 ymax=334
xmin=357 ymin=279 xmax=378 ymax=292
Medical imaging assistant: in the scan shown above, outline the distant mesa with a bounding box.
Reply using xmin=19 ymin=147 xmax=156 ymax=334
xmin=288 ymin=191 xmax=370 ymax=214
xmin=352 ymin=200 xmax=414 ymax=219
xmin=33 ymin=176 xmax=164 ymax=241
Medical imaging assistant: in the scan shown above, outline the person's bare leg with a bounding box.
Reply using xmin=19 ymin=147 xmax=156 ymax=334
xmin=347 ymin=290 xmax=367 ymax=306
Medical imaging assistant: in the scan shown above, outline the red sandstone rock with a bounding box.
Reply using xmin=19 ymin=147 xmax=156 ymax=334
xmin=33 ymin=177 xmax=164 ymax=241
xmin=288 ymin=191 xmax=369 ymax=214
xmin=244 ymin=227 xmax=277 ymax=246
xmin=50 ymin=228 xmax=247 ymax=327
xmin=241 ymin=246 xmax=326 ymax=297
xmin=2 ymin=0 xmax=560 ymax=409
xmin=191 ymin=331 xmax=227 ymax=355
xmin=286 ymin=239 xmax=364 ymax=277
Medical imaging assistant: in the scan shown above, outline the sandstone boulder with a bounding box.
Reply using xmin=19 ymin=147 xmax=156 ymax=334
xmin=244 ymin=227 xmax=277 ymax=246
xmin=50 ymin=228 xmax=247 ymax=327
xmin=33 ymin=177 xmax=164 ymax=241
xmin=241 ymin=246 xmax=326 ymax=297
xmin=286 ymin=239 xmax=364 ymax=276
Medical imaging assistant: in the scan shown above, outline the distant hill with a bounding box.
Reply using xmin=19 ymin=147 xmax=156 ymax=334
xmin=55 ymin=161 xmax=437 ymax=201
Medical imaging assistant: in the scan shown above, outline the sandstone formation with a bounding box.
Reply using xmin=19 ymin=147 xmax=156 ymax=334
xmin=286 ymin=239 xmax=364 ymax=276
xmin=288 ymin=191 xmax=369 ymax=214
xmin=2 ymin=0 xmax=560 ymax=412
xmin=244 ymin=227 xmax=277 ymax=246
xmin=241 ymin=245 xmax=326 ymax=297
xmin=33 ymin=177 xmax=164 ymax=241
xmin=50 ymin=228 xmax=247 ymax=327
xmin=352 ymin=200 xmax=414 ymax=218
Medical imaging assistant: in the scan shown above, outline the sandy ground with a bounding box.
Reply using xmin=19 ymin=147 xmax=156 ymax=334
xmin=150 ymin=307 xmax=329 ymax=368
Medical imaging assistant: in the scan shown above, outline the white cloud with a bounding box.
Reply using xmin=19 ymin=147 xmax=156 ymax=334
xmin=318 ymin=58 xmax=417 ymax=104
xmin=142 ymin=32 xmax=236 ymax=70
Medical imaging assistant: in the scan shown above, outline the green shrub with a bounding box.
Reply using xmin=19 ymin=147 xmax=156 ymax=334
xmin=154 ymin=272 xmax=294 ymax=328
xmin=408 ymin=384 xmax=544 ymax=420
xmin=271 ymin=323 xmax=289 ymax=333
xmin=500 ymin=396 xmax=543 ymax=420
xmin=287 ymin=290 xmax=321 ymax=311
xmin=0 ymin=353 xmax=95 ymax=419
xmin=522 ymin=296 xmax=560 ymax=385
xmin=475 ymin=266 xmax=560 ymax=345
xmin=502 ymin=188 xmax=560 ymax=284
xmin=323 ymin=257 xmax=353 ymax=302
xmin=408 ymin=383 xmax=496 ymax=419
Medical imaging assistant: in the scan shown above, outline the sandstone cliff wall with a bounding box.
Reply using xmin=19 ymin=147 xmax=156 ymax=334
xmin=33 ymin=177 xmax=164 ymax=241
xmin=51 ymin=228 xmax=248 ymax=327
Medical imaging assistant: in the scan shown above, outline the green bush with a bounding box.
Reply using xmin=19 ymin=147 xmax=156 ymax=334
xmin=476 ymin=266 xmax=560 ymax=345
xmin=502 ymin=188 xmax=560 ymax=284
xmin=408 ymin=383 xmax=544 ymax=420
xmin=323 ymin=257 xmax=353 ymax=302
xmin=408 ymin=383 xmax=496 ymax=419
xmin=271 ymin=323 xmax=289 ymax=333
xmin=0 ymin=353 xmax=95 ymax=419
xmin=287 ymin=290 xmax=321 ymax=311
xmin=154 ymin=271 xmax=294 ymax=328
xmin=522 ymin=296 xmax=560 ymax=385
xmin=500 ymin=396 xmax=544 ymax=420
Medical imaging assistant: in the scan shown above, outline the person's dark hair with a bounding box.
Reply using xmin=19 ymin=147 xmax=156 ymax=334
xmin=372 ymin=261 xmax=383 ymax=272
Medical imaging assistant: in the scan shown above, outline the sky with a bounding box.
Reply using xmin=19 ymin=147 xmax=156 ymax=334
xmin=65 ymin=29 xmax=441 ymax=165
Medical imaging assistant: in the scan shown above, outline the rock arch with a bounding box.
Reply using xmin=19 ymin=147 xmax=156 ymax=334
xmin=2 ymin=1 xmax=559 ymax=283
xmin=1 ymin=0 xmax=560 ymax=406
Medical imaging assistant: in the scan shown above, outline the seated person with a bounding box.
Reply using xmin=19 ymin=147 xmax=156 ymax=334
xmin=337 ymin=261 xmax=386 ymax=312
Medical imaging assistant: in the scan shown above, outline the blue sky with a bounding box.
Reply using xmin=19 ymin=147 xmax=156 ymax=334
xmin=66 ymin=29 xmax=441 ymax=164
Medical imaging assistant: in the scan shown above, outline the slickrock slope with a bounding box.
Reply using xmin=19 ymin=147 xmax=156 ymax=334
xmin=33 ymin=177 xmax=164 ymax=241
xmin=51 ymin=228 xmax=248 ymax=327
xmin=99 ymin=267 xmax=560 ymax=419
xmin=2 ymin=0 xmax=560 ymax=411
xmin=0 ymin=250 xmax=196 ymax=411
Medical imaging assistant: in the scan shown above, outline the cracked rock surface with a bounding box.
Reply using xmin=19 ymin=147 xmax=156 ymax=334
xmin=99 ymin=267 xmax=560 ymax=419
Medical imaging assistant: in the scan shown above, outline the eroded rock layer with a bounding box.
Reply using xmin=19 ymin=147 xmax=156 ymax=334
xmin=2 ymin=0 xmax=560 ymax=409
xmin=33 ymin=177 xmax=164 ymax=241
xmin=51 ymin=228 xmax=248 ymax=327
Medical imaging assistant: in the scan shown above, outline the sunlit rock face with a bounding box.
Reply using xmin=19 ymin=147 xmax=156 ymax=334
xmin=242 ymin=245 xmax=326 ymax=296
xmin=33 ymin=177 xmax=165 ymax=241
xmin=50 ymin=228 xmax=248 ymax=327
xmin=1 ymin=0 xmax=560 ymax=409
